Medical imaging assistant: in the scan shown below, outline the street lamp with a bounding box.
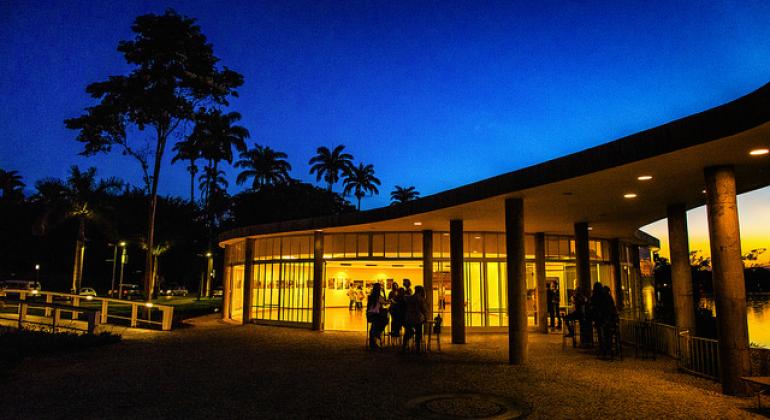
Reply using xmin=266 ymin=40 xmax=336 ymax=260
xmin=118 ymin=241 xmax=127 ymax=299
xmin=34 ymin=264 xmax=40 ymax=284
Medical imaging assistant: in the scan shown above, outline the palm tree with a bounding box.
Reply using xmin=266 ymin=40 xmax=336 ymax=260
xmin=343 ymin=163 xmax=381 ymax=211
xmin=198 ymin=166 xmax=229 ymax=202
xmin=34 ymin=166 xmax=122 ymax=293
xmin=0 ymin=169 xmax=25 ymax=202
xmin=308 ymin=145 xmax=354 ymax=191
xmin=235 ymin=144 xmax=292 ymax=190
xmin=390 ymin=185 xmax=420 ymax=205
xmin=171 ymin=137 xmax=201 ymax=204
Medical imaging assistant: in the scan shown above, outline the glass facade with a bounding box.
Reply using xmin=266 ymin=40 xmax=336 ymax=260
xmin=223 ymin=231 xmax=644 ymax=331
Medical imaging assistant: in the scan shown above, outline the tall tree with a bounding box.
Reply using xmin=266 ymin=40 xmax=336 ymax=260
xmin=235 ymin=144 xmax=292 ymax=190
xmin=0 ymin=169 xmax=25 ymax=202
xmin=343 ymin=163 xmax=381 ymax=211
xmin=390 ymin=185 xmax=420 ymax=205
xmin=65 ymin=10 xmax=243 ymax=299
xmin=34 ymin=166 xmax=122 ymax=293
xmin=308 ymin=145 xmax=354 ymax=192
xmin=171 ymin=136 xmax=202 ymax=204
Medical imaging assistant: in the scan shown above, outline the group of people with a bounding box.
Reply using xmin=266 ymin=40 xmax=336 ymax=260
xmin=347 ymin=285 xmax=365 ymax=311
xmin=366 ymin=279 xmax=430 ymax=353
xmin=560 ymin=282 xmax=620 ymax=358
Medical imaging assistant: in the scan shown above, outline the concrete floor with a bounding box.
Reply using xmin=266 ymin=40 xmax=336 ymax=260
xmin=1 ymin=315 xmax=765 ymax=419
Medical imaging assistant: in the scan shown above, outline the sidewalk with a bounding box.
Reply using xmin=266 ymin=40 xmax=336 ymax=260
xmin=0 ymin=315 xmax=763 ymax=419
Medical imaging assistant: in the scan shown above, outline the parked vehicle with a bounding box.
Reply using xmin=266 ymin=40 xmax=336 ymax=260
xmin=0 ymin=280 xmax=42 ymax=296
xmin=160 ymin=284 xmax=188 ymax=297
xmin=211 ymin=287 xmax=224 ymax=297
xmin=120 ymin=284 xmax=144 ymax=300
xmin=78 ymin=287 xmax=97 ymax=297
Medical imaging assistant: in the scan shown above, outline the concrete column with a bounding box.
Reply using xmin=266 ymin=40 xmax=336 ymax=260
xmin=535 ymin=233 xmax=548 ymax=333
xmin=574 ymin=222 xmax=592 ymax=345
xmin=450 ymin=220 xmax=465 ymax=344
xmin=667 ymin=203 xmax=696 ymax=333
xmin=311 ymin=231 xmax=325 ymax=331
xmin=422 ymin=230 xmax=434 ymax=322
xmin=241 ymin=239 xmax=254 ymax=325
xmin=506 ymin=198 xmax=528 ymax=364
xmin=704 ymin=166 xmax=750 ymax=395
xmin=610 ymin=239 xmax=624 ymax=312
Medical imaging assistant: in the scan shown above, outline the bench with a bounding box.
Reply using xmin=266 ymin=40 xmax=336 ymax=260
xmin=741 ymin=376 xmax=770 ymax=410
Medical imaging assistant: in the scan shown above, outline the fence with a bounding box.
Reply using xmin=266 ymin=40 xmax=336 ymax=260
xmin=0 ymin=289 xmax=174 ymax=331
xmin=619 ymin=317 xmax=721 ymax=380
xmin=677 ymin=330 xmax=720 ymax=381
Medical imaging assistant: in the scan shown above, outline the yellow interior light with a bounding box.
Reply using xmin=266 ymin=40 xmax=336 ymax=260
xmin=749 ymin=148 xmax=769 ymax=156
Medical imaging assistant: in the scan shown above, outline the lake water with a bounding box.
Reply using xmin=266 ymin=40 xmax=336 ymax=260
xmin=702 ymin=294 xmax=770 ymax=348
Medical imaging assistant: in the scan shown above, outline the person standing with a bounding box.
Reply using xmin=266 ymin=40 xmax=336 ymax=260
xmin=402 ymin=285 xmax=429 ymax=354
xmin=355 ymin=285 xmax=365 ymax=311
xmin=367 ymin=283 xmax=388 ymax=350
xmin=388 ymin=282 xmax=404 ymax=337
xmin=402 ymin=278 xmax=413 ymax=296
xmin=547 ymin=282 xmax=556 ymax=330
xmin=347 ymin=284 xmax=357 ymax=311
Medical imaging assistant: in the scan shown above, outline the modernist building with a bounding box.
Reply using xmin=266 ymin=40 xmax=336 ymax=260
xmin=220 ymin=83 xmax=770 ymax=394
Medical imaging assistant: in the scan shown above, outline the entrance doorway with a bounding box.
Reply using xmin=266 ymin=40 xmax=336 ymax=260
xmin=323 ymin=260 xmax=423 ymax=331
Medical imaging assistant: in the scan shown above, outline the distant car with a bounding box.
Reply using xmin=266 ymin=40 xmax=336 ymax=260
xmin=211 ymin=287 xmax=224 ymax=297
xmin=160 ymin=284 xmax=188 ymax=297
xmin=120 ymin=284 xmax=144 ymax=300
xmin=0 ymin=280 xmax=42 ymax=297
xmin=78 ymin=287 xmax=97 ymax=297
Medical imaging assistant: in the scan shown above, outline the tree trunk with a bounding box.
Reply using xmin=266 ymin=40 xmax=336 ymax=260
xmin=144 ymin=125 xmax=167 ymax=302
xmin=71 ymin=217 xmax=86 ymax=293
xmin=189 ymin=165 xmax=195 ymax=204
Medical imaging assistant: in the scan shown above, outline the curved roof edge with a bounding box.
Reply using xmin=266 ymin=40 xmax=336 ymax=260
xmin=220 ymin=82 xmax=770 ymax=243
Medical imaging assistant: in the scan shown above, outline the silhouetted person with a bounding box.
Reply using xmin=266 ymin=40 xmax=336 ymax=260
xmin=367 ymin=283 xmax=388 ymax=349
xmin=547 ymin=282 xmax=557 ymax=329
xmin=563 ymin=286 xmax=587 ymax=337
xmin=402 ymin=285 xmax=428 ymax=354
xmin=389 ymin=282 xmax=405 ymax=337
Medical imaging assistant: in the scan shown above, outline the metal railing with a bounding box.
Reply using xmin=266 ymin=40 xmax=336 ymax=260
xmin=0 ymin=289 xmax=174 ymax=331
xmin=619 ymin=318 xmax=678 ymax=357
xmin=677 ymin=330 xmax=720 ymax=381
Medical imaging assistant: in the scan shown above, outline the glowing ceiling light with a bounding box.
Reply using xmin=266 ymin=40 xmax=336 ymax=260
xmin=637 ymin=175 xmax=653 ymax=181
xmin=624 ymin=193 xmax=637 ymax=199
xmin=749 ymin=148 xmax=769 ymax=156
xmin=413 ymin=222 xmax=422 ymax=226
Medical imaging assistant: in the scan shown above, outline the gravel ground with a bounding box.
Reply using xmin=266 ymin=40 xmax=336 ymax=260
xmin=1 ymin=315 xmax=764 ymax=419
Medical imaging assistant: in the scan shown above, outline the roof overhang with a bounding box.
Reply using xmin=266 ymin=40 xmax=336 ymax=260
xmin=220 ymin=82 xmax=770 ymax=248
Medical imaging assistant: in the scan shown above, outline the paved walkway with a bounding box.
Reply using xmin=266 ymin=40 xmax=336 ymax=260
xmin=1 ymin=315 xmax=764 ymax=419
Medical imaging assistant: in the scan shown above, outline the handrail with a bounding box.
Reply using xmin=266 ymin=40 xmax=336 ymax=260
xmin=0 ymin=296 xmax=101 ymax=334
xmin=677 ymin=329 xmax=720 ymax=381
xmin=0 ymin=289 xmax=174 ymax=331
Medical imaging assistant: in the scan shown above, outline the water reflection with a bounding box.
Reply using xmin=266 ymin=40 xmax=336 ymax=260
xmin=702 ymin=294 xmax=770 ymax=348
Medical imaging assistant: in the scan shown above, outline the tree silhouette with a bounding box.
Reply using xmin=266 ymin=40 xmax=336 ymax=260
xmin=235 ymin=144 xmax=292 ymax=190
xmin=390 ymin=185 xmax=420 ymax=205
xmin=0 ymin=169 xmax=25 ymax=202
xmin=171 ymin=136 xmax=202 ymax=204
xmin=65 ymin=9 xmax=243 ymax=299
xmin=343 ymin=163 xmax=381 ymax=211
xmin=309 ymin=145 xmax=354 ymax=192
xmin=34 ymin=166 xmax=122 ymax=292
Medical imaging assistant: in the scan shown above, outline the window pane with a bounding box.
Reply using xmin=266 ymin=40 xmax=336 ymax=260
xmin=345 ymin=234 xmax=357 ymax=258
xmin=372 ymin=234 xmax=384 ymax=257
xmin=384 ymin=234 xmax=398 ymax=258
xmin=485 ymin=233 xmax=498 ymax=258
xmin=356 ymin=234 xmax=369 ymax=257
xmin=398 ymin=233 xmax=412 ymax=257
xmin=332 ymin=235 xmax=345 ymax=258
xmin=412 ymin=233 xmax=422 ymax=258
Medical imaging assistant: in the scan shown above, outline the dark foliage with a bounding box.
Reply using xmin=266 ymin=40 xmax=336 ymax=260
xmin=226 ymin=182 xmax=354 ymax=229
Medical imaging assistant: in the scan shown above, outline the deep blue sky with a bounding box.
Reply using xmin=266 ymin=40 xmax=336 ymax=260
xmin=2 ymin=1 xmax=770 ymax=210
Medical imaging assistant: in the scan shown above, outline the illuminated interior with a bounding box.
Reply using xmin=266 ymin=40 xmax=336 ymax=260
xmin=222 ymin=231 xmax=648 ymax=331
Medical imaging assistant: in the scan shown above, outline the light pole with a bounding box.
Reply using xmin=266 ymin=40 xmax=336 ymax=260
xmin=109 ymin=243 xmax=118 ymax=296
xmin=118 ymin=241 xmax=127 ymax=299
xmin=205 ymin=251 xmax=213 ymax=298
xmin=35 ymin=264 xmax=40 ymax=284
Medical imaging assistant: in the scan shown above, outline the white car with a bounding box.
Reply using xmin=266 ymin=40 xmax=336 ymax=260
xmin=78 ymin=287 xmax=97 ymax=297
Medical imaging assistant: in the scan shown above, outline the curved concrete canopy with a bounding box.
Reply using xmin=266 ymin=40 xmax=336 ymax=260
xmin=220 ymin=82 xmax=770 ymax=246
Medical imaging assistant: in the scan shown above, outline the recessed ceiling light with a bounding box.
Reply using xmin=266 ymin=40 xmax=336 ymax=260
xmin=443 ymin=233 xmax=449 ymax=236
xmin=749 ymin=148 xmax=769 ymax=156
xmin=587 ymin=226 xmax=593 ymax=231
xmin=474 ymin=236 xmax=481 ymax=239
xmin=637 ymin=175 xmax=653 ymax=181
xmin=702 ymin=189 xmax=707 ymax=194
xmin=413 ymin=222 xmax=422 ymax=226
xmin=624 ymin=193 xmax=637 ymax=199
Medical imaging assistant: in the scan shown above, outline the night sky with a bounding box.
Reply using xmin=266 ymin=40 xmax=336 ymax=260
xmin=1 ymin=1 xmax=769 ymax=258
